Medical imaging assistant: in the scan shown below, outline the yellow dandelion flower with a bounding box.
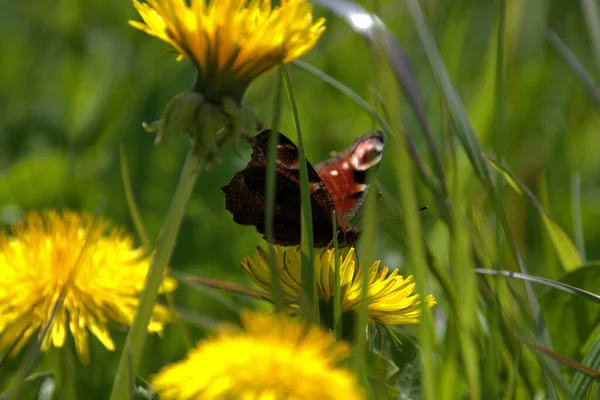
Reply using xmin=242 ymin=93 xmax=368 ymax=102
xmin=151 ymin=310 xmax=365 ymax=400
xmin=0 ymin=210 xmax=176 ymax=363
xmin=130 ymin=0 xmax=325 ymax=102
xmin=129 ymin=0 xmax=325 ymax=159
xmin=242 ymin=247 xmax=437 ymax=327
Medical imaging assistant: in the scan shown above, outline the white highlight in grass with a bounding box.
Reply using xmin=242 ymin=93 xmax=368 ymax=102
xmin=349 ymin=12 xmax=374 ymax=32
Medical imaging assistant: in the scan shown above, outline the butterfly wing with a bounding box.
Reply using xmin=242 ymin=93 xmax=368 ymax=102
xmin=221 ymin=130 xmax=337 ymax=247
xmin=315 ymin=131 xmax=386 ymax=228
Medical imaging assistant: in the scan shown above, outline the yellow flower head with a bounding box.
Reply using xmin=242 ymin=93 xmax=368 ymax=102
xmin=151 ymin=310 xmax=365 ymax=400
xmin=242 ymin=247 xmax=437 ymax=327
xmin=0 ymin=210 xmax=176 ymax=363
xmin=130 ymin=0 xmax=326 ymax=102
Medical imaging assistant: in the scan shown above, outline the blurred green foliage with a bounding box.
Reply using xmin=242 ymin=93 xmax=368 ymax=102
xmin=1 ymin=0 xmax=599 ymax=398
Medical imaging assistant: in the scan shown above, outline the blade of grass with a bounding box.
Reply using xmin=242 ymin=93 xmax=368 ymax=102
xmin=404 ymin=0 xmax=564 ymax=392
xmin=570 ymin=337 xmax=600 ymax=398
xmin=291 ymin=60 xmax=389 ymax=129
xmin=353 ymin=184 xmax=377 ymax=388
xmin=110 ymin=147 xmax=201 ymax=400
xmin=539 ymin=174 xmax=561 ymax=279
xmin=119 ymin=145 xmax=151 ymax=250
xmin=332 ymin=211 xmax=342 ymax=338
xmin=291 ymin=60 xmax=448 ymax=219
xmin=264 ymin=71 xmax=286 ymax=312
xmin=580 ymin=0 xmax=600 ymax=77
xmin=475 ymin=269 xmax=600 ymax=304
xmin=312 ymin=0 xmax=449 ymax=200
xmin=57 ymin=344 xmax=76 ymax=400
xmin=185 ymin=276 xmax=273 ymax=302
xmin=449 ymin=116 xmax=481 ymax=399
xmin=281 ymin=66 xmax=317 ymax=324
xmin=519 ymin=337 xmax=599 ymax=381
xmin=493 ymin=0 xmax=508 ymax=161
xmin=374 ymin=91 xmax=448 ymax=223
xmin=291 ymin=60 xmax=437 ymax=193
xmin=171 ymin=271 xmax=242 ymax=314
xmin=486 ymin=155 xmax=583 ymax=272
xmin=546 ymin=29 xmax=600 ymax=108
xmin=571 ymin=172 xmax=586 ymax=260
xmin=373 ymin=37 xmax=437 ymax=400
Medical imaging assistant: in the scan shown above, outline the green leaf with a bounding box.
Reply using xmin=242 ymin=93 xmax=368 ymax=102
xmin=0 ymin=372 xmax=56 ymax=400
xmin=26 ymin=372 xmax=56 ymax=400
xmin=570 ymin=336 xmax=600 ymax=399
xmin=540 ymin=213 xmax=584 ymax=272
xmin=539 ymin=266 xmax=600 ymax=363
xmin=379 ymin=323 xmax=404 ymax=351
xmin=486 ymin=155 xmax=583 ymax=271
xmin=366 ymin=350 xmax=401 ymax=399
xmin=486 ymin=157 xmax=524 ymax=196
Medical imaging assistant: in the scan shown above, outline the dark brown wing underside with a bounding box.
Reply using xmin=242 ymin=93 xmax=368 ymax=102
xmin=221 ymin=130 xmax=336 ymax=247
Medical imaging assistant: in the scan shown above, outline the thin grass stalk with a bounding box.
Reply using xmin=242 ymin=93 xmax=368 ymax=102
xmin=110 ymin=148 xmax=201 ymax=400
xmin=352 ymin=175 xmax=377 ymax=387
xmin=392 ymin=119 xmax=436 ymax=400
xmin=332 ymin=211 xmax=342 ymax=338
xmin=3 ymin=340 xmax=45 ymax=399
xmin=404 ymin=0 xmax=562 ymax=371
xmin=570 ymin=337 xmax=600 ymax=398
xmin=546 ymin=30 xmax=600 ymax=108
xmin=264 ymin=72 xmax=286 ymax=312
xmin=292 ymin=60 xmax=446 ymax=207
xmin=373 ymin=47 xmax=437 ymax=400
xmin=375 ymin=95 xmax=448 ymax=224
xmin=281 ymin=66 xmax=317 ymax=323
xmin=475 ymin=269 xmax=600 ymax=304
xmin=539 ymin=174 xmax=560 ymax=279
xmin=449 ymin=142 xmax=481 ymax=399
xmin=57 ymin=345 xmax=76 ymax=400
xmin=486 ymin=1 xmax=507 ymax=394
xmin=501 ymin=346 xmax=519 ymax=400
xmin=119 ymin=145 xmax=151 ymax=250
xmin=570 ymin=173 xmax=586 ymax=260
xmin=580 ymin=0 xmax=600 ymax=77
xmin=291 ymin=60 xmax=388 ymax=128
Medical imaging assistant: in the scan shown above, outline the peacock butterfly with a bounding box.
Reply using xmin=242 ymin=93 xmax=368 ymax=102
xmin=220 ymin=129 xmax=385 ymax=248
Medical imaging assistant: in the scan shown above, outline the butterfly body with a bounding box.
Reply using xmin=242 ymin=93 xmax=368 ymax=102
xmin=221 ymin=130 xmax=385 ymax=248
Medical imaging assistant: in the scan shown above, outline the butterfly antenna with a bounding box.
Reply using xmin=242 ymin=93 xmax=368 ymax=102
xmin=380 ymin=214 xmax=402 ymax=221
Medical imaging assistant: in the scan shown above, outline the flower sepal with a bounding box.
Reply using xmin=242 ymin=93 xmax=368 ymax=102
xmin=142 ymin=91 xmax=247 ymax=164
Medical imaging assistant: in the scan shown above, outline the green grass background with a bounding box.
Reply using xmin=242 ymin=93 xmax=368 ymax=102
xmin=0 ymin=0 xmax=599 ymax=398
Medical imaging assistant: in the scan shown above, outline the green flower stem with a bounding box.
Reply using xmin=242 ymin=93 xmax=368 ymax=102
xmin=58 ymin=345 xmax=77 ymax=400
xmin=281 ymin=66 xmax=317 ymax=324
xmin=265 ymin=72 xmax=285 ymax=312
xmin=332 ymin=211 xmax=342 ymax=339
xmin=353 ymin=180 xmax=377 ymax=382
xmin=120 ymin=144 xmax=193 ymax=350
xmin=110 ymin=148 xmax=201 ymax=400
